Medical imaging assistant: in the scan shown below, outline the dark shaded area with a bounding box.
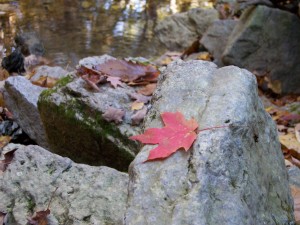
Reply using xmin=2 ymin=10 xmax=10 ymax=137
xmin=1 ymin=48 xmax=25 ymax=73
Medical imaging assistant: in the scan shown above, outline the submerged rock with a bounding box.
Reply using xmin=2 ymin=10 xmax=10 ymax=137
xmin=38 ymin=55 xmax=142 ymax=171
xmin=125 ymin=60 xmax=294 ymax=224
xmin=223 ymin=5 xmax=300 ymax=94
xmin=155 ymin=8 xmax=218 ymax=51
xmin=0 ymin=144 xmax=128 ymax=225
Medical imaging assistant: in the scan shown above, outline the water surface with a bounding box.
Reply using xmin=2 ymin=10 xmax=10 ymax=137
xmin=0 ymin=0 xmax=212 ymax=67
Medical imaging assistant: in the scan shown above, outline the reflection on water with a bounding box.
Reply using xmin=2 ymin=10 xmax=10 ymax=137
xmin=0 ymin=0 xmax=212 ymax=67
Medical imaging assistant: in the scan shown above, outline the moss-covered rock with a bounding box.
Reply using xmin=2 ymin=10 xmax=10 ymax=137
xmin=38 ymin=56 xmax=142 ymax=171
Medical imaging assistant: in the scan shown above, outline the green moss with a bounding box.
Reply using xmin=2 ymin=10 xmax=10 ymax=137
xmin=38 ymin=86 xmax=138 ymax=171
xmin=26 ymin=197 xmax=36 ymax=213
xmin=40 ymin=74 xmax=74 ymax=99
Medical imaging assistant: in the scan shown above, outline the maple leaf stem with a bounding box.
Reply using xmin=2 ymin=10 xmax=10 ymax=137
xmin=197 ymin=125 xmax=229 ymax=133
xmin=47 ymin=187 xmax=58 ymax=210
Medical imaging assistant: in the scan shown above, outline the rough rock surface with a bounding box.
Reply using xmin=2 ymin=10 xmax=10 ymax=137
xmin=4 ymin=76 xmax=49 ymax=148
xmin=155 ymin=8 xmax=218 ymax=50
xmin=38 ymin=55 xmax=141 ymax=171
xmin=125 ymin=60 xmax=294 ymax=225
xmin=222 ymin=5 xmax=300 ymax=94
xmin=30 ymin=65 xmax=69 ymax=82
xmin=0 ymin=144 xmax=128 ymax=225
xmin=200 ymin=19 xmax=237 ymax=66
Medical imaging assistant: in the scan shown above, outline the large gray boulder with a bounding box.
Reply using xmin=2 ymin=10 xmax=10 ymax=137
xmin=125 ymin=60 xmax=294 ymax=224
xmin=38 ymin=55 xmax=142 ymax=171
xmin=222 ymin=5 xmax=300 ymax=94
xmin=0 ymin=144 xmax=128 ymax=225
xmin=4 ymin=76 xmax=49 ymax=148
xmin=200 ymin=19 xmax=237 ymax=67
xmin=155 ymin=8 xmax=218 ymax=51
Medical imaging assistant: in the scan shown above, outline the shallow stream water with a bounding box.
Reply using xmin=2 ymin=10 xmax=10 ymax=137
xmin=0 ymin=0 xmax=212 ymax=67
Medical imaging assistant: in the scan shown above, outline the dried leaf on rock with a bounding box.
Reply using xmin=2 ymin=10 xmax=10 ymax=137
xmin=27 ymin=209 xmax=50 ymax=225
xmin=32 ymin=76 xmax=59 ymax=88
xmin=137 ymin=83 xmax=156 ymax=96
xmin=77 ymin=65 xmax=102 ymax=77
xmin=102 ymin=107 xmax=125 ymax=124
xmin=131 ymin=102 xmax=144 ymax=111
xmin=131 ymin=106 xmax=147 ymax=125
xmin=196 ymin=52 xmax=213 ymax=61
xmin=107 ymin=76 xmax=125 ymax=88
xmin=28 ymin=187 xmax=58 ymax=225
xmin=295 ymin=123 xmax=300 ymax=143
xmin=128 ymin=92 xmax=151 ymax=104
xmin=95 ymin=59 xmax=159 ymax=83
xmin=130 ymin=111 xmax=198 ymax=161
xmin=153 ymin=51 xmax=181 ymax=66
xmin=0 ymin=148 xmax=16 ymax=172
xmin=81 ymin=75 xmax=101 ymax=92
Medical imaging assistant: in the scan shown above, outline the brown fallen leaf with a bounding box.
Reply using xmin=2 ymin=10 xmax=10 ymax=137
xmin=196 ymin=52 xmax=213 ymax=61
xmin=0 ymin=136 xmax=12 ymax=149
xmin=137 ymin=83 xmax=156 ymax=96
xmin=28 ymin=187 xmax=58 ymax=225
xmin=0 ymin=68 xmax=9 ymax=81
xmin=0 ymin=211 xmax=7 ymax=225
xmin=131 ymin=102 xmax=144 ymax=111
xmin=4 ymin=108 xmax=13 ymax=120
xmin=280 ymin=133 xmax=300 ymax=153
xmin=95 ymin=59 xmax=159 ymax=83
xmin=0 ymin=148 xmax=17 ymax=172
xmin=106 ymin=76 xmax=126 ymax=88
xmin=32 ymin=76 xmax=59 ymax=88
xmin=131 ymin=107 xmax=147 ymax=125
xmin=129 ymin=92 xmax=151 ymax=104
xmin=102 ymin=107 xmax=125 ymax=124
xmin=290 ymin=185 xmax=300 ymax=223
xmin=296 ymin=123 xmax=300 ymax=143
xmin=0 ymin=93 xmax=5 ymax=108
xmin=81 ymin=75 xmax=101 ymax=92
xmin=28 ymin=209 xmax=50 ymax=225
xmin=45 ymin=77 xmax=59 ymax=88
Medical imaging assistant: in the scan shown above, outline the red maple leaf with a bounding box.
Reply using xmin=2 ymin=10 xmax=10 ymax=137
xmin=130 ymin=111 xmax=198 ymax=161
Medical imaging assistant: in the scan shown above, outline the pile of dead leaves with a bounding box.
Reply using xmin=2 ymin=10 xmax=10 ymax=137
xmin=76 ymin=58 xmax=159 ymax=90
xmin=77 ymin=58 xmax=160 ymax=125
xmin=264 ymin=95 xmax=300 ymax=168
